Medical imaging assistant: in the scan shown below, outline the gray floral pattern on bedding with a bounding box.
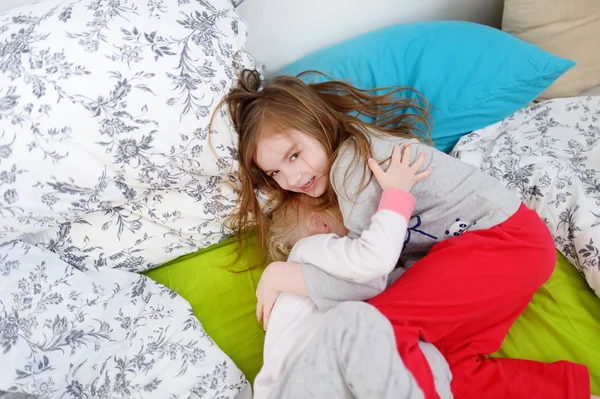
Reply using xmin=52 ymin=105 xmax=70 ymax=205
xmin=0 ymin=241 xmax=251 ymax=398
xmin=452 ymin=96 xmax=600 ymax=297
xmin=0 ymin=0 xmax=257 ymax=397
xmin=0 ymin=0 xmax=256 ymax=271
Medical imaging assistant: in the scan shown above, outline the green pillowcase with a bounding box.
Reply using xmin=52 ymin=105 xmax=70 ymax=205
xmin=145 ymin=236 xmax=600 ymax=393
xmin=494 ymin=251 xmax=600 ymax=393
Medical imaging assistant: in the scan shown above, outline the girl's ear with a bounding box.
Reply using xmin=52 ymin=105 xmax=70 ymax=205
xmin=308 ymin=212 xmax=330 ymax=234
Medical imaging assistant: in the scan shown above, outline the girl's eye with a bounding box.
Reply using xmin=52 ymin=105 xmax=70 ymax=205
xmin=290 ymin=153 xmax=298 ymax=161
xmin=270 ymin=170 xmax=279 ymax=177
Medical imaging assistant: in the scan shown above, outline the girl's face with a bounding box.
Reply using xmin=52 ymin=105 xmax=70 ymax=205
xmin=254 ymin=129 xmax=329 ymax=197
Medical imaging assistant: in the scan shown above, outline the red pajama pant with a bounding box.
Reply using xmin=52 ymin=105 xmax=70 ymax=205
xmin=368 ymin=204 xmax=590 ymax=399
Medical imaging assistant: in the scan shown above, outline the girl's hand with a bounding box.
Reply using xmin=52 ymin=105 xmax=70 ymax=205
xmin=256 ymin=262 xmax=283 ymax=331
xmin=367 ymin=144 xmax=431 ymax=192
xmin=256 ymin=261 xmax=309 ymax=330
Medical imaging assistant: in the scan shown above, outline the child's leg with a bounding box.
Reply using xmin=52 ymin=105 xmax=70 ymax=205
xmin=267 ymin=301 xmax=425 ymax=399
xmin=368 ymin=204 xmax=590 ymax=399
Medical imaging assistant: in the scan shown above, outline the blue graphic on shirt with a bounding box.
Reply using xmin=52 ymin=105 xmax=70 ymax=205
xmin=404 ymin=215 xmax=438 ymax=246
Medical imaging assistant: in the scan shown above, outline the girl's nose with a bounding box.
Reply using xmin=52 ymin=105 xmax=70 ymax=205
xmin=286 ymin=171 xmax=303 ymax=189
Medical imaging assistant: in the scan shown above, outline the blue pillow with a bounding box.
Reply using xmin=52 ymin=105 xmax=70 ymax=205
xmin=279 ymin=21 xmax=574 ymax=153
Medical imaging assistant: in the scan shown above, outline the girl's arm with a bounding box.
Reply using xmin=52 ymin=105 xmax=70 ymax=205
xmin=257 ymin=261 xmax=308 ymax=298
xmin=256 ymin=188 xmax=414 ymax=324
xmin=258 ymin=145 xmax=428 ymax=316
xmin=292 ymin=144 xmax=427 ymax=283
xmin=333 ymin=139 xmax=433 ymax=239
xmin=256 ymin=260 xmax=386 ymax=327
xmin=257 ymin=197 xmax=407 ymax=320
xmin=301 ymin=266 xmax=389 ymax=312
xmin=256 ymin=260 xmax=389 ymax=322
xmin=289 ymin=188 xmax=415 ymax=283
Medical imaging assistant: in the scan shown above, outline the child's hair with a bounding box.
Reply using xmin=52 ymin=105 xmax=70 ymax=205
xmin=217 ymin=69 xmax=430 ymax=264
xmin=267 ymin=193 xmax=344 ymax=262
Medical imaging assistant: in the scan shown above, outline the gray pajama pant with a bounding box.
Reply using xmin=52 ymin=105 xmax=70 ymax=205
xmin=267 ymin=301 xmax=425 ymax=399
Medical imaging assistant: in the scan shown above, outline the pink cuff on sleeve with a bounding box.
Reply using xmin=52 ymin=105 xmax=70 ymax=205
xmin=377 ymin=188 xmax=416 ymax=221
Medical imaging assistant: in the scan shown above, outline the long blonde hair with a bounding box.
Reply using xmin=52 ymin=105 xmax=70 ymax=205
xmin=218 ymin=69 xmax=430 ymax=265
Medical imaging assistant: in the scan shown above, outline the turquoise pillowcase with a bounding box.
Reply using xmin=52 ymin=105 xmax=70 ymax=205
xmin=279 ymin=21 xmax=575 ymax=153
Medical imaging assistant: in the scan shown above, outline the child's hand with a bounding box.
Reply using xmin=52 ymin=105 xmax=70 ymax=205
xmin=256 ymin=261 xmax=286 ymax=331
xmin=256 ymin=261 xmax=308 ymax=331
xmin=367 ymin=144 xmax=431 ymax=192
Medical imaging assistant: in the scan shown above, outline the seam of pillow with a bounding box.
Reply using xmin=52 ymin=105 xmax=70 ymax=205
xmin=465 ymin=58 xmax=571 ymax=110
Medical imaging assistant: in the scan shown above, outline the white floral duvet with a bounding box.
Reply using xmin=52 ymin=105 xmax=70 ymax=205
xmin=0 ymin=242 xmax=251 ymax=399
xmin=0 ymin=0 xmax=256 ymax=397
xmin=452 ymin=96 xmax=600 ymax=298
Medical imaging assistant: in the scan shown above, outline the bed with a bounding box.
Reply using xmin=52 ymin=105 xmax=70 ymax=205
xmin=143 ymin=97 xmax=600 ymax=395
xmin=148 ymin=0 xmax=600 ymax=394
xmin=1 ymin=0 xmax=599 ymax=397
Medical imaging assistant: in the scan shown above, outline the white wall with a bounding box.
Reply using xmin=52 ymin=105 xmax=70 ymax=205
xmin=238 ymin=0 xmax=505 ymax=76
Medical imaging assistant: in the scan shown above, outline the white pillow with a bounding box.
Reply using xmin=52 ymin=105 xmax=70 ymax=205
xmin=0 ymin=0 xmax=37 ymax=13
xmin=25 ymin=176 xmax=239 ymax=271
xmin=0 ymin=241 xmax=252 ymax=398
xmin=0 ymin=0 xmax=247 ymax=14
xmin=0 ymin=0 xmax=255 ymax=257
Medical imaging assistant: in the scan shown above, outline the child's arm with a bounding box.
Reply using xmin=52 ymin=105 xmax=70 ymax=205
xmin=257 ymin=145 xmax=429 ymax=322
xmin=288 ymin=188 xmax=414 ymax=283
xmin=332 ymin=139 xmax=434 ymax=240
xmin=291 ymin=144 xmax=427 ymax=283
xmin=256 ymin=261 xmax=389 ymax=327
xmin=255 ymin=261 xmax=308 ymax=330
xmin=302 ymin=266 xmax=389 ymax=311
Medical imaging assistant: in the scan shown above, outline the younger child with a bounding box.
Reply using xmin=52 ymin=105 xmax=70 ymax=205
xmin=254 ymin=145 xmax=453 ymax=399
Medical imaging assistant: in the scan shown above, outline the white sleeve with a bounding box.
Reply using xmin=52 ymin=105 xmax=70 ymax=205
xmin=288 ymin=210 xmax=408 ymax=283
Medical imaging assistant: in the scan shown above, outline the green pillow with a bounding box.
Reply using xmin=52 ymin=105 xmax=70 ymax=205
xmin=143 ymin=235 xmax=266 ymax=384
xmin=145 ymin=236 xmax=600 ymax=394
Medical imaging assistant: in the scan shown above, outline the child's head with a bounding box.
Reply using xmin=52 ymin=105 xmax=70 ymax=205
xmin=227 ymin=70 xmax=345 ymax=200
xmin=268 ymin=194 xmax=347 ymax=262
xmin=219 ymin=69 xmax=429 ymax=254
